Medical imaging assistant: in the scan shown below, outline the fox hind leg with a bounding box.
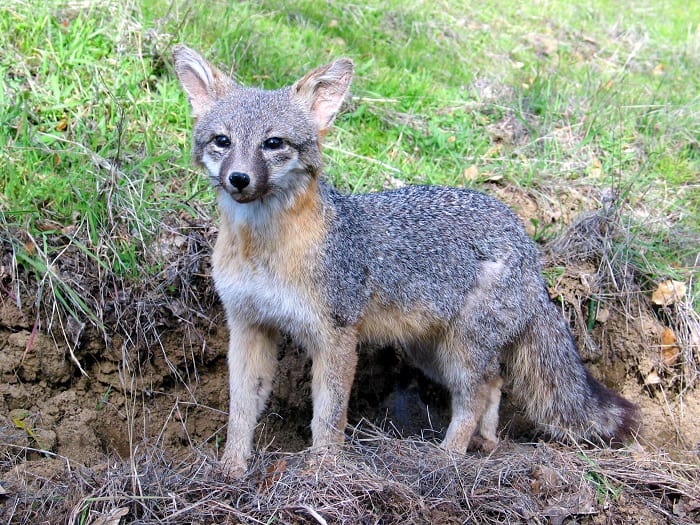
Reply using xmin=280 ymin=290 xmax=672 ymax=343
xmin=310 ymin=327 xmax=359 ymax=449
xmin=440 ymin=381 xmax=486 ymax=453
xmin=473 ymin=375 xmax=503 ymax=452
xmin=417 ymin=327 xmax=501 ymax=455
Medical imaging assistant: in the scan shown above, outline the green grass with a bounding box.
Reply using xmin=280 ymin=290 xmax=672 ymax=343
xmin=1 ymin=0 xmax=698 ymax=310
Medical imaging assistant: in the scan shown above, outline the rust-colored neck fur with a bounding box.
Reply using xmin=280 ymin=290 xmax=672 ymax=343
xmin=216 ymin=180 xmax=326 ymax=280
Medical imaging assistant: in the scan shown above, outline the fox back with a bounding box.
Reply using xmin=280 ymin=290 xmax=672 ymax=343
xmin=319 ymin=184 xmax=543 ymax=342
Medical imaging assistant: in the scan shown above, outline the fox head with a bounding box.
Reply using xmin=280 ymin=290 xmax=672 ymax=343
xmin=173 ymin=45 xmax=353 ymax=206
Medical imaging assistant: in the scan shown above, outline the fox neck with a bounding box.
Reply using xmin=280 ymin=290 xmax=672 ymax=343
xmin=216 ymin=177 xmax=326 ymax=273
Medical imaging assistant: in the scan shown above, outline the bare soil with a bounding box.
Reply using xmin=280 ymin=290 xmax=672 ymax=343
xmin=1 ymin=190 xmax=698 ymax=523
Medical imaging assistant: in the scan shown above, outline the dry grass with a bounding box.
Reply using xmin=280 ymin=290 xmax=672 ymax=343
xmin=0 ymin=203 xmax=218 ymax=370
xmin=2 ymin=424 xmax=698 ymax=525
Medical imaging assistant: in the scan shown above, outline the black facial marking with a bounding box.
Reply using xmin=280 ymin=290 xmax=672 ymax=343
xmin=253 ymin=148 xmax=270 ymax=195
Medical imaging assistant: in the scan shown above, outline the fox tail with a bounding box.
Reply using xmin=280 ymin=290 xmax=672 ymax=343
xmin=504 ymin=293 xmax=638 ymax=444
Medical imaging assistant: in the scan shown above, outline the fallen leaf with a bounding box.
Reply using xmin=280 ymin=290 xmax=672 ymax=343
xmin=661 ymin=346 xmax=680 ymax=367
xmin=383 ymin=175 xmax=405 ymax=189
xmin=261 ymin=459 xmax=287 ymax=491
xmin=531 ymin=464 xmax=563 ymax=495
xmin=596 ymin=307 xmax=610 ymax=324
xmin=651 ymin=280 xmax=686 ymax=306
xmin=35 ymin=219 xmax=63 ymax=232
xmin=660 ymin=327 xmax=681 ymax=366
xmin=543 ymin=487 xmax=597 ymax=525
xmin=463 ymin=165 xmax=479 ymax=181
xmin=673 ymin=496 xmax=700 ymax=516
xmin=644 ymin=371 xmax=662 ymax=385
xmin=10 ymin=409 xmax=46 ymax=449
xmin=527 ymin=33 xmax=559 ymax=56
xmin=55 ymin=116 xmax=68 ymax=131
xmin=661 ymin=327 xmax=677 ymax=346
xmin=481 ymin=172 xmax=503 ymax=182
xmin=484 ymin=144 xmax=502 ymax=158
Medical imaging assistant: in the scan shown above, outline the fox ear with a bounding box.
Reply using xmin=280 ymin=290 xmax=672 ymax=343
xmin=292 ymin=58 xmax=354 ymax=134
xmin=173 ymin=45 xmax=234 ymax=118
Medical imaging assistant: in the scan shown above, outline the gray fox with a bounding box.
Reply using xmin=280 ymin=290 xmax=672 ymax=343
xmin=173 ymin=45 xmax=637 ymax=477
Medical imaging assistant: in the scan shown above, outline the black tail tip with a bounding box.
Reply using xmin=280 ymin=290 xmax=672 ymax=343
xmin=588 ymin=371 xmax=640 ymax=446
xmin=608 ymin=395 xmax=640 ymax=447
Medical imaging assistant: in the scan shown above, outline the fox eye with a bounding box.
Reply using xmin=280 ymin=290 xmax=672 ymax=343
xmin=262 ymin=137 xmax=284 ymax=150
xmin=212 ymin=135 xmax=231 ymax=148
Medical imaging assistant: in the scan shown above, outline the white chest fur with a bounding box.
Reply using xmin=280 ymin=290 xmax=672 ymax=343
xmin=212 ymin=187 xmax=328 ymax=348
xmin=211 ymin=231 xmax=325 ymax=351
xmin=214 ymin=265 xmax=317 ymax=329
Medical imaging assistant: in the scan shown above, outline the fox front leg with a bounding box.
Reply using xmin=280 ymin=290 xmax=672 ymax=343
xmin=310 ymin=328 xmax=359 ymax=449
xmin=220 ymin=320 xmax=278 ymax=478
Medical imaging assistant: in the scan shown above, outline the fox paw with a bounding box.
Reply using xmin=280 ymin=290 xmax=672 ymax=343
xmin=220 ymin=454 xmax=248 ymax=479
xmin=469 ymin=434 xmax=499 ymax=453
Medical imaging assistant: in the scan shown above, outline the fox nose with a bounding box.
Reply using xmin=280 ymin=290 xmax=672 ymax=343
xmin=228 ymin=172 xmax=250 ymax=192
